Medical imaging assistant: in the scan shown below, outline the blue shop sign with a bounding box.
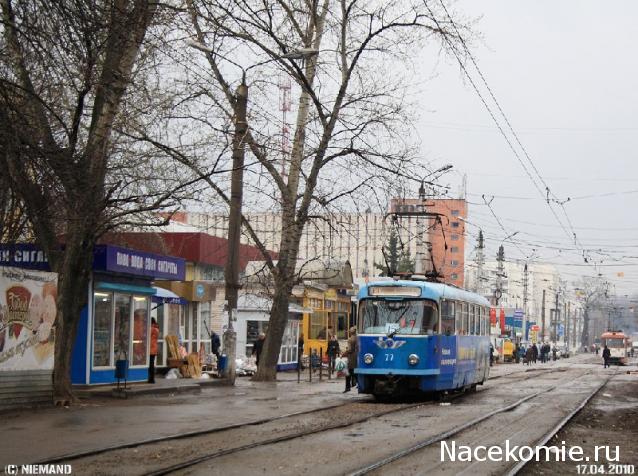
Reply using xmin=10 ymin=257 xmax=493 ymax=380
xmin=1 ymin=244 xmax=185 ymax=280
xmin=93 ymin=245 xmax=185 ymax=280
xmin=0 ymin=244 xmax=50 ymax=270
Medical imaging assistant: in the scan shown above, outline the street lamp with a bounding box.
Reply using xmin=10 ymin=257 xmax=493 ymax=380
xmin=187 ymin=40 xmax=318 ymax=382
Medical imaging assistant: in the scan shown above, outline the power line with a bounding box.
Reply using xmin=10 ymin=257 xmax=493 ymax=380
xmin=430 ymin=0 xmax=594 ymax=271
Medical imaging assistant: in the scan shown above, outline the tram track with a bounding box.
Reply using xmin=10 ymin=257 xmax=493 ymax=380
xmin=349 ymin=368 xmax=613 ymax=476
xmin=41 ymin=364 xmax=577 ymax=475
xmin=38 ymin=365 xmax=539 ymax=466
xmin=505 ymin=370 xmax=618 ymax=476
xmin=135 ymin=366 xmax=577 ymax=475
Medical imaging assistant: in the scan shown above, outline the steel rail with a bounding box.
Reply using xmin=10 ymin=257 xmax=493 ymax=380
xmin=38 ymin=399 xmax=363 ymax=465
xmin=505 ymin=370 xmax=618 ymax=476
xmin=39 ymin=364 xmax=572 ymax=468
xmin=348 ymin=368 xmax=594 ymax=475
xmin=144 ymin=366 xmax=573 ymax=476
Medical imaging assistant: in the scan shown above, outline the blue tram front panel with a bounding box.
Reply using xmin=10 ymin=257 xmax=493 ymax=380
xmin=356 ymin=335 xmax=489 ymax=393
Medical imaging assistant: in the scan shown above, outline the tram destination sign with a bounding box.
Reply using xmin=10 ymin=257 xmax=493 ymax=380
xmin=368 ymin=286 xmax=421 ymax=297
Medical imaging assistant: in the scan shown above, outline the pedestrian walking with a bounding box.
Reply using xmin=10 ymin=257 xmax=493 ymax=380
xmin=298 ymin=333 xmax=305 ymax=370
xmin=148 ymin=318 xmax=159 ymax=384
xmin=595 ymin=345 xmax=600 ymax=355
xmin=514 ymin=343 xmax=520 ymax=364
xmin=343 ymin=327 xmax=358 ymax=392
xmin=552 ymin=345 xmax=558 ymax=361
xmin=253 ymin=332 xmax=266 ymax=367
xmin=489 ymin=344 xmax=494 ymax=366
xmin=210 ymin=330 xmax=221 ymax=360
xmin=525 ymin=346 xmax=534 ymax=366
xmin=532 ymin=343 xmax=539 ymax=364
xmin=602 ymin=345 xmax=611 ymax=368
xmin=327 ymin=334 xmax=340 ymax=374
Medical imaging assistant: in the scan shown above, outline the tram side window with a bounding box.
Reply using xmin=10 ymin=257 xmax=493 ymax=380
xmin=470 ymin=305 xmax=476 ymax=335
xmin=441 ymin=300 xmax=455 ymax=336
xmin=455 ymin=301 xmax=462 ymax=335
xmin=474 ymin=306 xmax=481 ymax=335
xmin=479 ymin=307 xmax=484 ymax=335
xmin=461 ymin=302 xmax=469 ymax=335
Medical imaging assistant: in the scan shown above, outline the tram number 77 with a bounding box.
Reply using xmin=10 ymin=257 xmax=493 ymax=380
xmin=385 ymin=353 xmax=394 ymax=362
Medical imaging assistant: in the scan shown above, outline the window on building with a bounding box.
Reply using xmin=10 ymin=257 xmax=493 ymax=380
xmin=451 ymin=234 xmax=459 ymax=241
xmin=132 ymin=296 xmax=149 ymax=366
xmin=93 ymin=292 xmax=113 ymax=367
xmin=451 ymin=210 xmax=460 ymax=216
xmin=310 ymin=311 xmax=326 ymax=339
xmin=451 ymin=221 xmax=460 ymax=228
xmin=451 ymin=246 xmax=459 ymax=253
xmin=451 ymin=260 xmax=459 ymax=266
xmin=451 ymin=273 xmax=459 ymax=280
xmin=113 ymin=293 xmax=131 ymax=362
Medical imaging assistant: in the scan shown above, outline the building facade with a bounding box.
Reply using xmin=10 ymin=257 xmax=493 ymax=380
xmin=178 ymin=198 xmax=467 ymax=287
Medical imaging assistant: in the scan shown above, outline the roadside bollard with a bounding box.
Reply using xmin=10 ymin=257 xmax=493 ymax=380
xmin=319 ymin=347 xmax=323 ymax=381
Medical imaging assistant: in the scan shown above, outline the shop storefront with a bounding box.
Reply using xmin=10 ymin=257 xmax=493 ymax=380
xmin=235 ymin=294 xmax=307 ymax=370
xmin=152 ymin=281 xmax=216 ymax=365
xmin=72 ymin=245 xmax=185 ymax=384
xmin=301 ymin=286 xmax=354 ymax=354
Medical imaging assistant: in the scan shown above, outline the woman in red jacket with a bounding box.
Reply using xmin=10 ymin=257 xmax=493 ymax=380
xmin=149 ymin=318 xmax=160 ymax=383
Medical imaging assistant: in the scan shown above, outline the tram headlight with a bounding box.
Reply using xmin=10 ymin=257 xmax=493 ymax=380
xmin=364 ymin=353 xmax=374 ymax=364
xmin=408 ymin=354 xmax=419 ymax=366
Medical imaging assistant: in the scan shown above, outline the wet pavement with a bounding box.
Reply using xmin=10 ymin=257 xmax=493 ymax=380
xmin=0 ymin=355 xmax=603 ymax=467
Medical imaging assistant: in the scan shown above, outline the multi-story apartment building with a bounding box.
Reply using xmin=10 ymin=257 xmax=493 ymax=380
xmin=176 ymin=198 xmax=467 ymax=286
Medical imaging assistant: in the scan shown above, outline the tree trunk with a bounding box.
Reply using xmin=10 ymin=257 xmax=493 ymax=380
xmin=51 ymin=238 xmax=94 ymax=404
xmin=252 ymin=284 xmax=291 ymax=381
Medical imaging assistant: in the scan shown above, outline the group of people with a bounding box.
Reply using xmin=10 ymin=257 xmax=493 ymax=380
xmin=514 ymin=342 xmax=559 ymax=365
xmin=297 ymin=328 xmax=358 ymax=392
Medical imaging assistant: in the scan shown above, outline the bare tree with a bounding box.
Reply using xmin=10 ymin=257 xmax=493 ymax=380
xmin=575 ymin=276 xmax=609 ymax=348
xmin=0 ymin=0 xmax=208 ymax=403
xmin=175 ymin=0 xmax=473 ymax=380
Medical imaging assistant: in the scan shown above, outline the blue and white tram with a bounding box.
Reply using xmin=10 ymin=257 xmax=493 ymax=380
xmin=355 ymin=280 xmax=491 ymax=398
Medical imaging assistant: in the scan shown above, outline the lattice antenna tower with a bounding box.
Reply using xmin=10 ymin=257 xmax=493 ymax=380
xmin=279 ymin=76 xmax=292 ymax=181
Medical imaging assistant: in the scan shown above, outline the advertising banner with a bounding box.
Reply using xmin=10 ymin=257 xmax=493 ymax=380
xmin=0 ymin=266 xmax=58 ymax=371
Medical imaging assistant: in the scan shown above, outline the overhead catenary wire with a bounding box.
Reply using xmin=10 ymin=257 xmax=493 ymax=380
xmin=429 ymin=0 xmax=601 ymax=275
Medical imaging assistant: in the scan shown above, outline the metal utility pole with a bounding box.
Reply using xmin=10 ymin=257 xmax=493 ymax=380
xmin=414 ymin=181 xmax=427 ymax=275
xmin=223 ymin=78 xmax=248 ymax=384
xmin=566 ymin=301 xmax=570 ymax=350
xmin=522 ymin=263 xmax=529 ymax=342
xmin=553 ymin=290 xmax=560 ymax=344
xmin=473 ymin=230 xmax=485 ymax=295
xmin=572 ymin=308 xmax=580 ymax=348
xmin=494 ymin=245 xmax=505 ymax=306
xmin=541 ymin=289 xmax=546 ymax=343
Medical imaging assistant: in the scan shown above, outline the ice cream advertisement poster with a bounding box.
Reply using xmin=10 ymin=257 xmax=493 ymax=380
xmin=0 ymin=266 xmax=58 ymax=371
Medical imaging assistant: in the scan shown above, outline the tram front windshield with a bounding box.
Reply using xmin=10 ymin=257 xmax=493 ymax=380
xmin=605 ymin=338 xmax=624 ymax=348
xmin=359 ymin=299 xmax=438 ymax=335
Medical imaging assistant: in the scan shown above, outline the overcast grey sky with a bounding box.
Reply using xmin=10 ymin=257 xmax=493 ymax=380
xmin=416 ymin=0 xmax=638 ymax=294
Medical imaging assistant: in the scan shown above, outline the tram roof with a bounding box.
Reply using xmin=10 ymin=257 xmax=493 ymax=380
xmin=358 ymin=279 xmax=490 ymax=306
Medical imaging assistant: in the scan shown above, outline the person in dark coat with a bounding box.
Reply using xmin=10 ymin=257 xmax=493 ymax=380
xmin=602 ymin=345 xmax=611 ymax=368
xmin=327 ymin=334 xmax=340 ymax=374
xmin=343 ymin=327 xmax=358 ymax=392
xmin=210 ymin=331 xmax=221 ymax=360
xmin=532 ymin=343 xmax=539 ymax=363
xmin=489 ymin=344 xmax=494 ymax=366
xmin=252 ymin=333 xmax=266 ymax=367
xmin=525 ymin=346 xmax=534 ymax=366
xmin=298 ymin=333 xmax=305 ymax=370
xmin=514 ymin=343 xmax=520 ymax=364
